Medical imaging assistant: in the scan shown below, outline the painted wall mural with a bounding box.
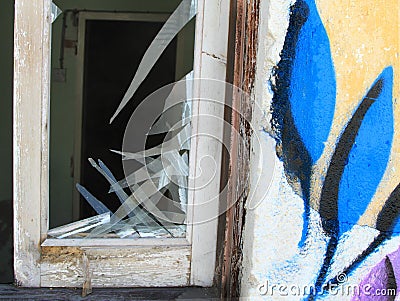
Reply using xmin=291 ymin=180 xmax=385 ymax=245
xmin=268 ymin=0 xmax=400 ymax=299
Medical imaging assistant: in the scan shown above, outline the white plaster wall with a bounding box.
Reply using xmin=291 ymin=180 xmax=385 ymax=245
xmin=241 ymin=1 xmax=299 ymax=298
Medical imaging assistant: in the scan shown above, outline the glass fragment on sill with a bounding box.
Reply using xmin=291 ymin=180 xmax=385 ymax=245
xmin=87 ymin=150 xmax=189 ymax=237
xmin=47 ymin=213 xmax=110 ymax=239
xmin=88 ymin=159 xmax=178 ymax=234
xmin=51 ymin=2 xmax=62 ymax=23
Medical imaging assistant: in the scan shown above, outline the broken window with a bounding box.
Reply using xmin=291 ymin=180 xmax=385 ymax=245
xmin=15 ymin=0 xmax=230 ymax=286
xmin=49 ymin=0 xmax=196 ymax=239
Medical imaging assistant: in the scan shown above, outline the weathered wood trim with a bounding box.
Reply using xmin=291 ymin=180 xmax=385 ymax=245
xmin=40 ymin=0 xmax=52 ymax=246
xmin=13 ymin=0 xmax=52 ymax=287
xmin=40 ymin=246 xmax=191 ymax=287
xmin=188 ymin=0 xmax=231 ymax=287
xmin=221 ymin=0 xmax=261 ymax=298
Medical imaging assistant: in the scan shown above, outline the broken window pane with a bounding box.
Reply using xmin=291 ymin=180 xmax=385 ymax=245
xmin=48 ymin=0 xmax=196 ymax=239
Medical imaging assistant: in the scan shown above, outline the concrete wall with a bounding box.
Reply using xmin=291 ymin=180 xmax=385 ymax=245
xmin=241 ymin=0 xmax=400 ymax=299
xmin=49 ymin=0 xmax=182 ymax=227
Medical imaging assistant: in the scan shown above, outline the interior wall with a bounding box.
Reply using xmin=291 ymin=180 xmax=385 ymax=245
xmin=241 ymin=0 xmax=400 ymax=299
xmin=49 ymin=0 xmax=183 ymax=228
xmin=0 ymin=0 xmax=14 ymax=284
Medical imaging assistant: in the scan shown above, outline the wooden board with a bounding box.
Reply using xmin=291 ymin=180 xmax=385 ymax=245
xmin=40 ymin=246 xmax=191 ymax=287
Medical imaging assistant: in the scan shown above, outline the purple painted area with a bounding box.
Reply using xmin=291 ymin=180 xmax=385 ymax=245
xmin=352 ymin=247 xmax=399 ymax=301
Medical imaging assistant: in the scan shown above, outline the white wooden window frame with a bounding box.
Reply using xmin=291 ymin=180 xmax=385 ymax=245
xmin=13 ymin=0 xmax=230 ymax=288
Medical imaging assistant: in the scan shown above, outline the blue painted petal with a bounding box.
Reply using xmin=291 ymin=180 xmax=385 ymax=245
xmin=271 ymin=0 xmax=336 ymax=248
xmin=339 ymin=67 xmax=394 ymax=235
xmin=290 ymin=0 xmax=336 ymax=163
